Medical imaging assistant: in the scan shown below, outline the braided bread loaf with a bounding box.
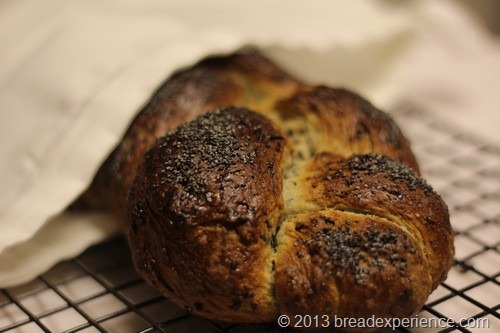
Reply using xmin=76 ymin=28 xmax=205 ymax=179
xmin=79 ymin=49 xmax=454 ymax=330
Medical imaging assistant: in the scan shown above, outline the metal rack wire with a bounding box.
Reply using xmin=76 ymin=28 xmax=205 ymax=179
xmin=1 ymin=106 xmax=499 ymax=333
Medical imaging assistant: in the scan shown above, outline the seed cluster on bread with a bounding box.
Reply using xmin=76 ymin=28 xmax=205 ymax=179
xmin=76 ymin=49 xmax=454 ymax=331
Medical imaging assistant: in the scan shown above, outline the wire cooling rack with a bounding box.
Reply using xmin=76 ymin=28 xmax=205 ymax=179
xmin=0 ymin=106 xmax=499 ymax=333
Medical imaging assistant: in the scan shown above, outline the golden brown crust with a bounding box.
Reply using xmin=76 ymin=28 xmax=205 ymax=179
xmin=274 ymin=86 xmax=420 ymax=172
xmin=296 ymin=153 xmax=453 ymax=290
xmin=74 ymin=49 xmax=454 ymax=331
xmin=275 ymin=210 xmax=432 ymax=323
xmin=275 ymin=153 xmax=453 ymax=330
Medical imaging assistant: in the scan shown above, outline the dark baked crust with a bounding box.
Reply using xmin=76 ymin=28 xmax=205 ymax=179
xmin=74 ymin=49 xmax=454 ymax=331
xmin=128 ymin=108 xmax=286 ymax=322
